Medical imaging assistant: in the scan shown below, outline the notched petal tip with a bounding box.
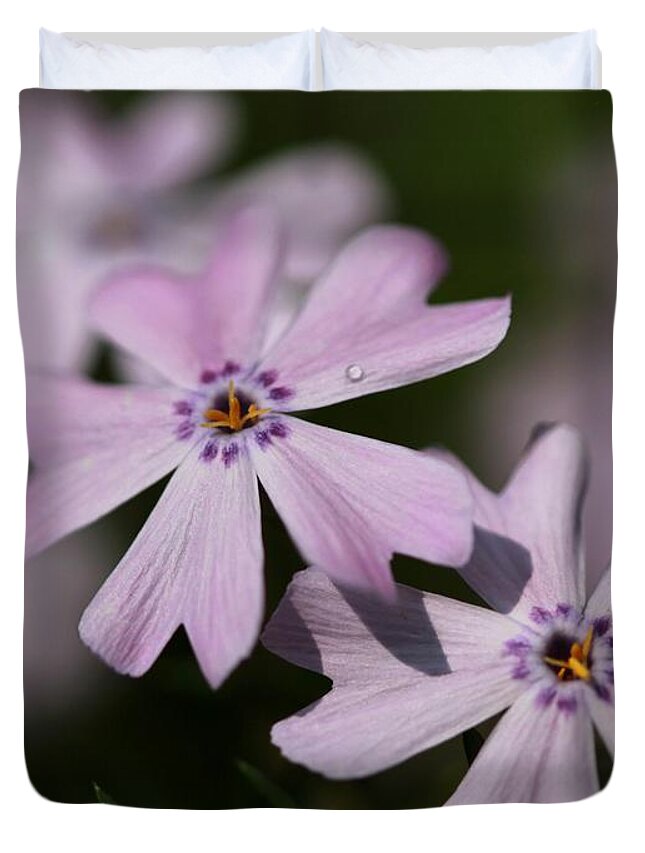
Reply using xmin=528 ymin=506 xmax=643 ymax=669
xmin=189 ymin=638 xmax=257 ymax=690
xmin=77 ymin=608 xmax=157 ymax=679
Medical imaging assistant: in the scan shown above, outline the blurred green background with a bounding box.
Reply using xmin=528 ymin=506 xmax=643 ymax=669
xmin=24 ymin=91 xmax=616 ymax=807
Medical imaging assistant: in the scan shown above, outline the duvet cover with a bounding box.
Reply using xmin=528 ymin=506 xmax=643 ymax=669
xmin=18 ymin=89 xmax=616 ymax=807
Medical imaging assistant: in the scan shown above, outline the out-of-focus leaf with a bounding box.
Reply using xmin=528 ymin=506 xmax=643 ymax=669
xmin=462 ymin=727 xmax=485 ymax=766
xmin=235 ymin=759 xmax=296 ymax=808
xmin=92 ymin=781 xmax=116 ymax=804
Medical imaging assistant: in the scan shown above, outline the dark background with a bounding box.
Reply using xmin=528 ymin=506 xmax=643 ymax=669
xmin=24 ymin=91 xmax=616 ymax=807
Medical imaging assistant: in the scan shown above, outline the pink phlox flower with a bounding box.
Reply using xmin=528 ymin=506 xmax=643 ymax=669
xmin=262 ymin=424 xmax=613 ymax=803
xmin=27 ymin=208 xmax=510 ymax=688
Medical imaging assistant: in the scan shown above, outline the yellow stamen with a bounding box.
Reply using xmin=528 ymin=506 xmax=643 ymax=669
xmin=202 ymin=408 xmax=229 ymax=422
xmin=582 ymin=626 xmax=594 ymax=660
xmin=228 ymin=380 xmax=242 ymax=430
xmin=570 ymin=642 xmax=584 ymax=662
xmin=200 ymin=380 xmax=271 ymax=432
xmin=544 ymin=627 xmax=594 ymax=682
xmin=544 ymin=655 xmax=570 ymax=669
xmin=568 ymin=658 xmax=591 ymax=681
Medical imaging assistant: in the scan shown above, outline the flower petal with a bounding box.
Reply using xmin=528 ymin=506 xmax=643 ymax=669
xmin=263 ymin=569 xmax=521 ymax=779
xmin=26 ymin=377 xmax=191 ymax=556
xmin=272 ymin=672 xmax=520 ymax=781
xmin=257 ymin=225 xmax=510 ymax=411
xmin=584 ymin=567 xmax=614 ymax=756
xmin=113 ymin=94 xmax=238 ymax=191
xmin=586 ymin=689 xmax=615 ymax=758
xmin=17 ymin=232 xmax=99 ymax=372
xmin=18 ymin=91 xmax=111 ymax=212
xmin=79 ymin=442 xmax=263 ymax=688
xmin=250 ymin=417 xmax=473 ymax=599
xmin=499 ymin=424 xmax=588 ymax=615
xmin=263 ymin=568 xmax=520 ymax=682
xmin=585 ymin=564 xmax=611 ymax=621
xmin=89 ymin=206 xmax=283 ymax=387
xmin=431 ymin=424 xmax=588 ymax=619
xmin=89 ymin=268 xmax=201 ymax=388
xmin=217 ymin=143 xmax=390 ymax=280
xmin=447 ymin=683 xmax=599 ymax=804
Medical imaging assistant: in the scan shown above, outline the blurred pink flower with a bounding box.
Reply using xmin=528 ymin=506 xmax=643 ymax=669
xmin=18 ymin=90 xmax=236 ymax=372
xmin=214 ymin=142 xmax=390 ymax=283
xmin=26 ymin=210 xmax=510 ymax=688
xmin=204 ymin=142 xmax=393 ymax=349
xmin=17 ymin=91 xmax=391 ymax=374
xmin=471 ymin=140 xmax=615 ymax=591
xmin=262 ymin=425 xmax=613 ymax=803
xmin=471 ymin=326 xmax=611 ymax=591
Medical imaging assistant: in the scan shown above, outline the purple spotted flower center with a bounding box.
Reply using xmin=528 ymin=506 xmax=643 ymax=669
xmin=171 ymin=361 xmax=293 ymax=466
xmin=542 ymin=629 xmax=593 ymax=682
xmin=504 ymin=604 xmax=613 ymax=716
xmin=201 ymin=380 xmax=272 ymax=434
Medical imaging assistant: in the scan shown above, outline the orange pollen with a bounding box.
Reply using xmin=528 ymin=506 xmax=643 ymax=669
xmin=200 ymin=380 xmax=271 ymax=432
xmin=543 ymin=626 xmax=594 ymax=682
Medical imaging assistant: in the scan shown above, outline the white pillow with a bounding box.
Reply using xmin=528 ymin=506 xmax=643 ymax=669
xmin=40 ymin=29 xmax=316 ymax=90
xmin=321 ymin=30 xmax=600 ymax=90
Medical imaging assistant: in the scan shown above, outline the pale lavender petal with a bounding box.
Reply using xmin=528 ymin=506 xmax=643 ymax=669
xmin=111 ymin=94 xmax=238 ymax=191
xmin=79 ymin=443 xmax=263 ymax=688
xmin=499 ymin=424 xmax=588 ymax=616
xmin=447 ymin=683 xmax=598 ymax=804
xmin=259 ymin=283 xmax=308 ymax=355
xmin=26 ymin=375 xmax=175 ymax=464
xmin=585 ymin=565 xmax=611 ymax=621
xmin=26 ymin=378 xmax=191 ymax=556
xmin=17 ymin=233 xmax=98 ymax=372
xmin=424 ymin=448 xmax=536 ymax=616
xmin=263 ymin=568 xmax=521 ymax=682
xmin=263 ymin=570 xmax=521 ymax=779
xmin=89 ymin=267 xmax=203 ymax=389
xmin=584 ymin=566 xmax=614 ymax=756
xmin=585 ymin=689 xmax=615 ymax=757
xmin=272 ymin=671 xmax=520 ymax=780
xmin=193 ymin=205 xmax=284 ymax=365
xmin=182 ymin=454 xmax=264 ymax=688
xmin=90 ymin=206 xmax=282 ymax=387
xmin=430 ymin=424 xmax=588 ymax=619
xmin=250 ymin=417 xmax=473 ymax=599
xmin=258 ymin=226 xmax=510 ymax=411
xmin=218 ymin=143 xmax=390 ymax=280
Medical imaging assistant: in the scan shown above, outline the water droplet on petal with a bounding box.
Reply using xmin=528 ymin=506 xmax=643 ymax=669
xmin=345 ymin=363 xmax=364 ymax=382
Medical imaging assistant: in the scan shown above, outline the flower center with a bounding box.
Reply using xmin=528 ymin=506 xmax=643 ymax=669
xmin=543 ymin=626 xmax=594 ymax=682
xmin=200 ymin=380 xmax=271 ymax=433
